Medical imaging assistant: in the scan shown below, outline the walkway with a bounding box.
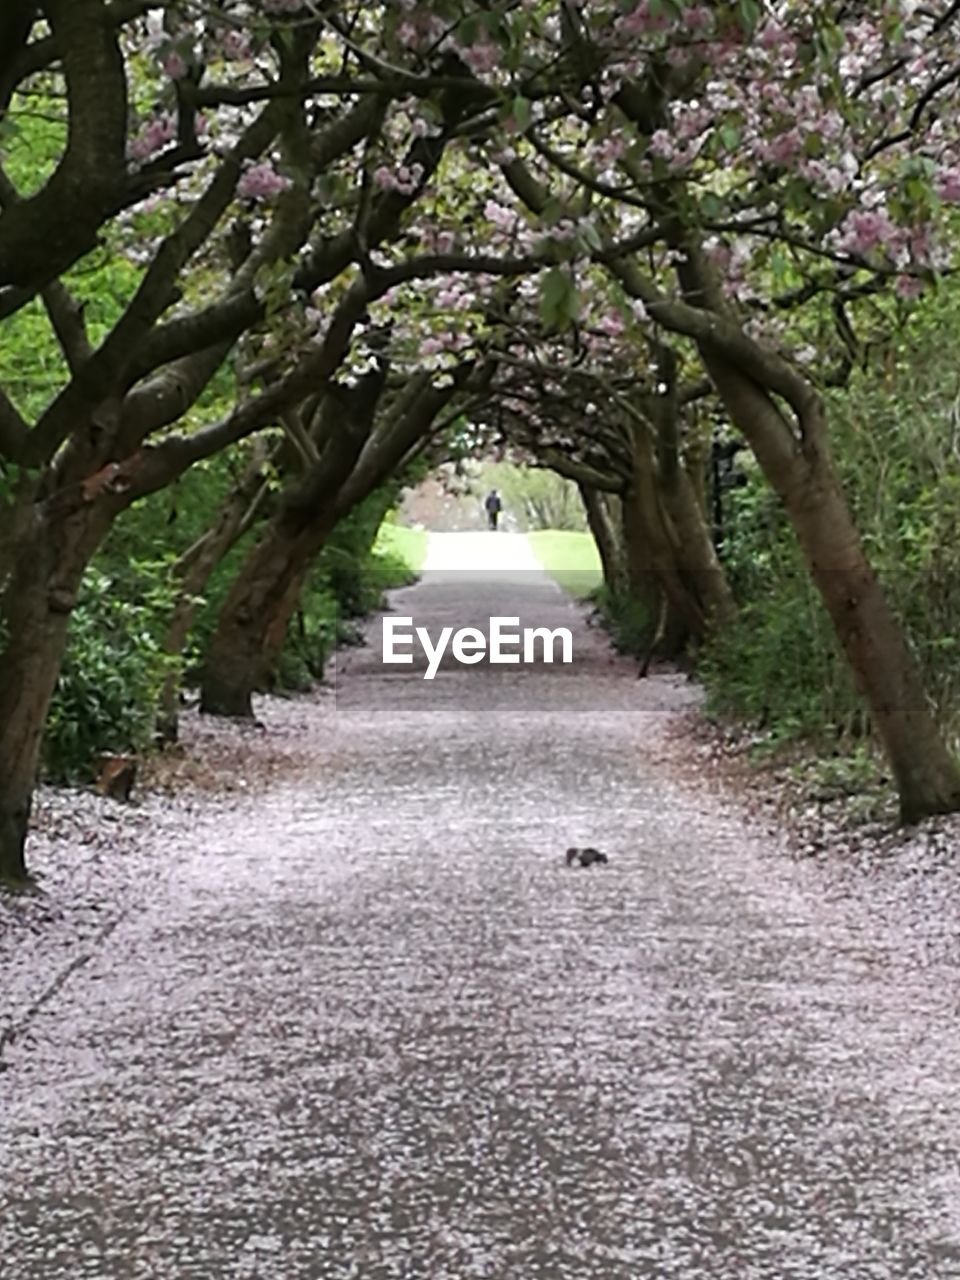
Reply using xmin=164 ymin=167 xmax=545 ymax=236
xmin=2 ymin=533 xmax=960 ymax=1278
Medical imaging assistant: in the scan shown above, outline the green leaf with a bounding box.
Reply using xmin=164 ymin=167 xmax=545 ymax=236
xmin=539 ymin=268 xmax=579 ymax=331
xmin=541 ymin=197 xmax=566 ymax=227
xmin=700 ymin=191 xmax=724 ymax=221
xmin=719 ymin=124 xmax=741 ymax=153
xmin=511 ymin=96 xmax=532 ymax=132
xmin=459 ymin=15 xmax=481 ymax=45
xmin=579 ymin=221 xmax=603 ymax=252
xmin=737 ymin=0 xmax=762 ymax=32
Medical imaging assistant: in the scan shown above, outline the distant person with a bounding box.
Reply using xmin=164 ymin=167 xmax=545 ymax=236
xmin=484 ymin=488 xmax=502 ymax=531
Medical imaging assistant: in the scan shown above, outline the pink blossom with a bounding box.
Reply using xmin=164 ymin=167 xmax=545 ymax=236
xmin=683 ymin=5 xmax=713 ymax=32
xmin=221 ymin=30 xmax=251 ymax=61
xmin=840 ymin=208 xmax=897 ymax=255
xmin=895 ymin=275 xmax=924 ymax=299
xmin=372 ymin=163 xmax=424 ymax=197
xmin=799 ymin=159 xmax=851 ymax=195
xmin=936 ymin=167 xmax=960 ymax=202
xmin=757 ymin=129 xmax=803 ymax=169
xmin=162 ymin=51 xmax=188 ymax=79
xmin=594 ymin=135 xmax=626 ymax=165
xmin=483 ymin=200 xmax=514 ymax=231
xmin=392 ymin=163 xmax=424 ymax=195
xmin=237 ymin=163 xmax=293 ymax=200
xmin=907 ymin=225 xmax=936 ymax=266
xmin=461 ymin=42 xmax=499 ymax=75
xmin=676 ymin=108 xmax=711 ymax=141
xmin=598 ymin=312 xmax=625 ymax=337
xmin=618 ymin=3 xmax=672 ymax=37
xmin=760 ymin=20 xmax=795 ymax=52
xmin=128 ymin=114 xmax=176 ymax=162
xmin=650 ymin=130 xmax=675 ymax=161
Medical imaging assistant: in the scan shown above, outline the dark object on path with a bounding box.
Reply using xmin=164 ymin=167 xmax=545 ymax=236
xmin=484 ymin=488 xmax=502 ymax=530
xmin=566 ymin=846 xmax=609 ymax=867
xmin=96 ymin=756 xmax=137 ymax=801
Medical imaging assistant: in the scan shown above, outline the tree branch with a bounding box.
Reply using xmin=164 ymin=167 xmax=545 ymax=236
xmin=0 ymin=0 xmax=128 ymax=295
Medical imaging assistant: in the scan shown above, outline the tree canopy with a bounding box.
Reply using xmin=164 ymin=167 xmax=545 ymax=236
xmin=3 ymin=0 xmax=960 ymax=881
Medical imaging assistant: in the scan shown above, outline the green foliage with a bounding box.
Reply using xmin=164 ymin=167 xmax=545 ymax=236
xmin=539 ymin=267 xmax=581 ymax=330
xmin=43 ymin=564 xmax=179 ymax=782
xmin=527 ymin=529 xmax=603 ymax=597
xmin=701 ymin=285 xmax=960 ymax=749
xmin=700 ymin=472 xmax=859 ymax=741
xmin=373 ymin=522 xmax=429 ymax=573
xmin=592 ymin=586 xmax=655 ymax=658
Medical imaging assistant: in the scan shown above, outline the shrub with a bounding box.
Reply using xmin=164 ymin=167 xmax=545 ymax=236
xmin=592 ymin=586 xmax=654 ymax=658
xmin=43 ymin=563 xmax=178 ymax=781
xmin=699 ymin=296 xmax=960 ymax=750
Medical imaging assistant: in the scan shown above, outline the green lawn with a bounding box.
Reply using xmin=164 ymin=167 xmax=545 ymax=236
xmin=527 ymin=530 xmax=603 ymax=597
xmin=372 ymin=522 xmax=429 ymax=574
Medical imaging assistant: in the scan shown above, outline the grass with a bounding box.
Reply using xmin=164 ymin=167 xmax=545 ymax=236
xmin=527 ymin=530 xmax=603 ymax=598
xmin=372 ymin=523 xmax=429 ymax=575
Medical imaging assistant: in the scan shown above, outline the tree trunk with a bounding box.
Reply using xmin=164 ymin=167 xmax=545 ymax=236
xmin=661 ymin=466 xmax=736 ymax=630
xmin=261 ymin=563 xmax=310 ymax=683
xmin=0 ymin=504 xmax=108 ymax=882
xmin=648 ymin=245 xmax=960 ymax=821
xmin=156 ymin=451 xmax=272 ymax=742
xmin=578 ymin=484 xmax=630 ymax=596
xmin=645 ymin=351 xmax=736 ymax=633
xmin=625 ymin=426 xmax=711 ymax=650
xmin=200 ymin=519 xmax=329 ymax=717
xmin=620 ymin=480 xmax=690 ymax=658
xmin=258 ymin=481 xmax=399 ymax=684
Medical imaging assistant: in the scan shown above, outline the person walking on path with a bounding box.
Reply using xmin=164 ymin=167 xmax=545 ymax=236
xmin=484 ymin=488 xmax=502 ymax=531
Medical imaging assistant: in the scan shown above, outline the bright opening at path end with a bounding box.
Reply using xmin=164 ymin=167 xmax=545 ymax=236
xmin=421 ymin=530 xmax=547 ymax=573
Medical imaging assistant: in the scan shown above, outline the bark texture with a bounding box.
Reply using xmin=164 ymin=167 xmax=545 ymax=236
xmin=0 ymin=500 xmax=110 ymax=881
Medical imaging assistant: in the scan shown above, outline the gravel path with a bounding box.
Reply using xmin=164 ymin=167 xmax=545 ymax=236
xmin=3 ymin=533 xmax=960 ymax=1278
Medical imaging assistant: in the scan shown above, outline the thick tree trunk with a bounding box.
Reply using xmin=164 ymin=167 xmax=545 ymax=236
xmin=157 ymin=453 xmax=271 ymax=741
xmin=0 ymin=505 xmax=108 ymax=882
xmin=258 ymin=482 xmax=398 ymax=684
xmin=620 ymin=481 xmax=690 ymax=658
xmin=646 ymin=353 xmax=736 ymax=633
xmin=652 ymin=246 xmax=960 ymax=821
xmin=261 ymin=564 xmax=310 ymax=683
xmin=201 ymin=520 xmax=328 ymax=717
xmin=201 ymin=401 xmax=372 ymax=716
xmin=662 ymin=467 xmax=736 ymax=630
xmin=579 ymin=484 xmax=630 ymax=596
xmin=626 ymin=424 xmax=712 ymax=649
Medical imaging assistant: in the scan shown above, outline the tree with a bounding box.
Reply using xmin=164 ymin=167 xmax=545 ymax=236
xmin=200 ymin=351 xmax=491 ymax=716
xmin=463 ymin=0 xmax=960 ymax=820
xmin=0 ymin=3 xmax=493 ymax=880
